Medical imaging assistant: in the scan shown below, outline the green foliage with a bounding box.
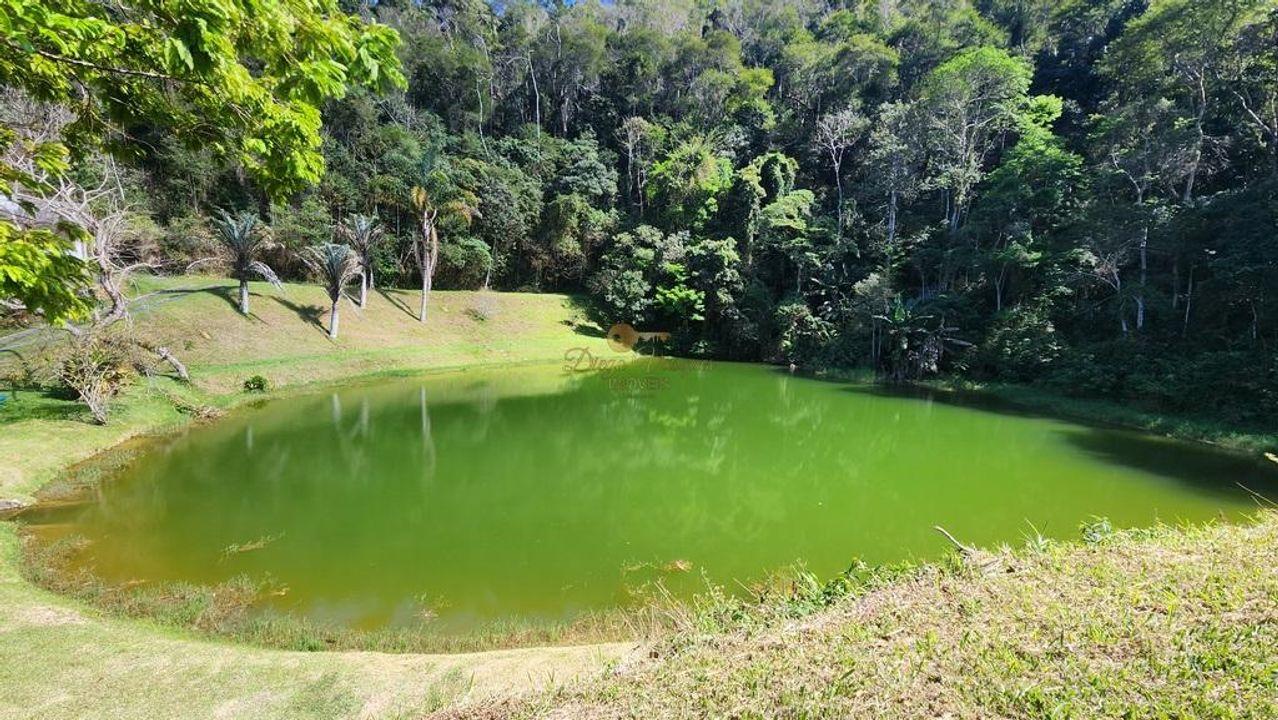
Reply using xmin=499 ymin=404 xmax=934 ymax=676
xmin=1079 ymin=516 xmax=1114 ymax=545
xmin=974 ymin=302 xmax=1063 ymax=380
xmin=0 ymin=0 xmax=403 ymax=323
xmin=242 ymin=375 xmax=269 ymax=393
xmin=0 ymin=0 xmax=405 ymax=198
xmin=647 ymin=138 xmax=734 ymax=230
xmin=0 ymin=223 xmax=90 ymax=323
xmin=4 ymin=0 xmax=1274 ymax=423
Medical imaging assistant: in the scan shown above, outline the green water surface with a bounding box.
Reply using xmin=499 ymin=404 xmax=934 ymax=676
xmin=22 ymin=360 xmax=1278 ymax=637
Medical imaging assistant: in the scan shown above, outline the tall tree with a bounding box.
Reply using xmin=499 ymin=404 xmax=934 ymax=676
xmin=919 ymin=46 xmax=1032 ymax=235
xmin=814 ymin=105 xmax=869 ymax=241
xmin=410 ymin=184 xmax=477 ymax=322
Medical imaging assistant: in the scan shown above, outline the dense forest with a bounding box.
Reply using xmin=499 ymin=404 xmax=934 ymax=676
xmin=8 ymin=0 xmax=1278 ymax=422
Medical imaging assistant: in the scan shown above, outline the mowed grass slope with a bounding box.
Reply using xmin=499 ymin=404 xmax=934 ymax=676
xmin=129 ymin=277 xmax=605 ymax=392
xmin=0 ymin=277 xmax=629 ymax=719
xmin=455 ymin=515 xmax=1278 ymax=720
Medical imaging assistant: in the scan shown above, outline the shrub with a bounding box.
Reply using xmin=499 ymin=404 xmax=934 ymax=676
xmin=242 ymin=375 xmax=269 ymax=393
xmin=974 ymin=303 xmax=1063 ymax=381
xmin=775 ymin=302 xmax=835 ymax=366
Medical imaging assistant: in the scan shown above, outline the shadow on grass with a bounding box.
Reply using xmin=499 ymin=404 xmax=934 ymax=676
xmin=376 ymin=288 xmax=418 ymax=320
xmin=134 ymin=283 xmax=275 ymax=323
xmin=0 ymin=389 xmax=88 ymax=424
xmin=271 ymin=296 xmax=327 ymax=335
xmin=562 ymin=295 xmax=606 ymax=338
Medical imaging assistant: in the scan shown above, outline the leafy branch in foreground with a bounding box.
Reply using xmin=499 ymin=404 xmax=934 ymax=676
xmin=0 ymin=0 xmax=404 ymax=322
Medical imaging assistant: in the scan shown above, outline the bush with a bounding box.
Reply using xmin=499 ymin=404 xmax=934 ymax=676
xmin=436 ymin=235 xmax=493 ymax=289
xmin=974 ymin=303 xmax=1063 ymax=381
xmin=775 ymin=302 xmax=835 ymax=366
xmin=1043 ymin=343 xmax=1278 ymax=424
xmin=242 ymin=375 xmax=269 ymax=393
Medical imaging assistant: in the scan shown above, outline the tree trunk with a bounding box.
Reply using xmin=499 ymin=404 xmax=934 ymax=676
xmin=1136 ymin=227 xmax=1148 ymax=331
xmin=358 ymin=275 xmax=368 ymax=309
xmin=528 ymin=55 xmax=541 ymax=136
xmin=886 ymin=189 xmax=898 ymax=247
xmin=1182 ymin=267 xmax=1194 ymax=337
xmin=834 ymin=162 xmax=844 ymax=240
xmin=153 ymin=346 xmax=189 ymax=383
xmin=419 ymin=269 xmax=429 ymax=323
xmin=328 ymin=301 xmax=340 ymax=339
xmin=238 ymin=279 xmax=249 ymax=315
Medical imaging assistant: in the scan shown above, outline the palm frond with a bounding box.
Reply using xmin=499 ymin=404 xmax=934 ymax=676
xmin=212 ymin=209 xmax=273 ymax=278
xmin=340 ymin=214 xmax=383 ymax=255
xmin=248 ymin=260 xmax=283 ymax=289
xmin=301 ymin=243 xmax=361 ymax=302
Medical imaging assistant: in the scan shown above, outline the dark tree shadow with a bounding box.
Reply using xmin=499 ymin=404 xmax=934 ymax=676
xmin=202 ymin=285 xmax=243 ymax=314
xmin=133 ymin=283 xmax=271 ymax=322
xmin=0 ymin=389 xmax=89 ymax=424
xmin=829 ymin=380 xmax=1278 ymax=503
xmin=376 ymin=288 xmax=416 ymax=319
xmin=271 ymin=296 xmax=327 ymax=335
xmin=562 ymin=294 xmax=606 ymax=338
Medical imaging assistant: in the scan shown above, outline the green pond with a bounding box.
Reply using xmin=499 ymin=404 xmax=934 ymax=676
xmin=21 ymin=360 xmax=1278 ymax=638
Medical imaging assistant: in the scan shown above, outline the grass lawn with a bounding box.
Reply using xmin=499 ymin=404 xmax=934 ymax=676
xmin=0 ymin=277 xmax=631 ymax=719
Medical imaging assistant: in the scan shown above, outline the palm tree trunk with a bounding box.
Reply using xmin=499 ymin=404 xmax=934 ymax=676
xmin=419 ymin=270 xmax=429 ymax=322
xmin=359 ymin=275 xmax=368 ymax=308
xmin=238 ymin=279 xmax=249 ymax=315
xmin=328 ymin=301 xmax=340 ymax=339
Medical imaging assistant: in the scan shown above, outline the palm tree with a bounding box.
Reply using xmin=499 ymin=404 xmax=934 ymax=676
xmin=410 ymin=186 xmax=476 ymax=323
xmin=211 ymin=210 xmax=280 ymax=315
xmin=301 ymin=243 xmax=361 ymax=339
xmin=337 ymin=214 xmax=382 ymax=308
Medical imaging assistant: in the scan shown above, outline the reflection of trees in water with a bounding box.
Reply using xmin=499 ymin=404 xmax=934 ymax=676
xmin=419 ymin=387 xmax=436 ymax=483
xmin=39 ymin=364 xmax=1275 ymax=631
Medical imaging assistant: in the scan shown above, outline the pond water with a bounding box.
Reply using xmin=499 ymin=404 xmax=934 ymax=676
xmin=21 ymin=360 xmax=1278 ymax=638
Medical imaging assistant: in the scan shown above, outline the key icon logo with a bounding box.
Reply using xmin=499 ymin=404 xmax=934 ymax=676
xmin=606 ymin=323 xmax=671 ymax=353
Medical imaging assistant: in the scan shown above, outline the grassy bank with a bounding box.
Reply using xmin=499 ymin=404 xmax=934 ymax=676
xmin=453 ymin=513 xmax=1278 ymax=719
xmin=0 ymin=277 xmax=632 ymax=719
